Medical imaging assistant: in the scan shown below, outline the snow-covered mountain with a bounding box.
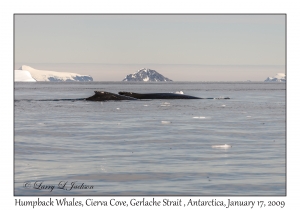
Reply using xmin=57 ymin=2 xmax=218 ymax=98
xmin=15 ymin=65 xmax=93 ymax=82
xmin=264 ymin=73 xmax=286 ymax=82
xmin=122 ymin=68 xmax=172 ymax=82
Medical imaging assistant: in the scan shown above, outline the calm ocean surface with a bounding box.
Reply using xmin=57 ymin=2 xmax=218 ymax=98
xmin=14 ymin=82 xmax=286 ymax=196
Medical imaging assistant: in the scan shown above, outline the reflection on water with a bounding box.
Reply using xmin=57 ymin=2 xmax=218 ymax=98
xmin=14 ymin=82 xmax=286 ymax=195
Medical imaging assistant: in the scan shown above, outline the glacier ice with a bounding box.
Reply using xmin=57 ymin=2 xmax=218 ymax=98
xmin=15 ymin=65 xmax=93 ymax=82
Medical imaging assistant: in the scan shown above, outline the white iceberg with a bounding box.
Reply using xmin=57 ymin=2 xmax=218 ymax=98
xmin=14 ymin=70 xmax=36 ymax=82
xmin=264 ymin=73 xmax=286 ymax=82
xmin=15 ymin=65 xmax=93 ymax=82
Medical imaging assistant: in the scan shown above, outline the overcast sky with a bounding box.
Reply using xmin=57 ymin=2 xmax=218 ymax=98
xmin=14 ymin=14 xmax=285 ymax=81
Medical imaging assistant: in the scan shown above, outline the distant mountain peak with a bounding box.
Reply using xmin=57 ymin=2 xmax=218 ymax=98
xmin=123 ymin=68 xmax=173 ymax=82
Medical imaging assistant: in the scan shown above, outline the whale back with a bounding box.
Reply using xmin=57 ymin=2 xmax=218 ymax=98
xmin=118 ymin=91 xmax=200 ymax=99
xmin=86 ymin=91 xmax=137 ymax=101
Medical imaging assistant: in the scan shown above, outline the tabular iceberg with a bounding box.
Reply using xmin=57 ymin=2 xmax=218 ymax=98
xmin=15 ymin=65 xmax=93 ymax=82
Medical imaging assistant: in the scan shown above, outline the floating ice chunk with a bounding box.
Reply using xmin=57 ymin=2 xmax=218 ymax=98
xmin=193 ymin=116 xmax=206 ymax=119
xmin=116 ymin=108 xmax=120 ymax=110
xmin=161 ymin=121 xmax=171 ymax=124
xmin=143 ymin=105 xmax=149 ymax=106
xmin=221 ymin=105 xmax=226 ymax=107
xmin=160 ymin=102 xmax=171 ymax=107
xmin=212 ymin=144 xmax=232 ymax=149
xmin=174 ymin=91 xmax=184 ymax=94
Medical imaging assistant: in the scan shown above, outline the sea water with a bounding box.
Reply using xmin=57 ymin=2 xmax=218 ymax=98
xmin=14 ymin=82 xmax=286 ymax=195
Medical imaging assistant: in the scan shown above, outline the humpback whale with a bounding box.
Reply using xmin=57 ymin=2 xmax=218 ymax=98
xmin=85 ymin=91 xmax=137 ymax=101
xmin=85 ymin=91 xmax=230 ymax=101
xmin=118 ymin=91 xmax=201 ymax=99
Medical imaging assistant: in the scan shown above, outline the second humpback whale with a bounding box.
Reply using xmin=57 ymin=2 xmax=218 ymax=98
xmin=118 ymin=91 xmax=201 ymax=99
xmin=118 ymin=92 xmax=230 ymax=100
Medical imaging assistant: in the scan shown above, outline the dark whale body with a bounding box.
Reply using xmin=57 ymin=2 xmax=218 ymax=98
xmin=86 ymin=91 xmax=137 ymax=101
xmin=119 ymin=91 xmax=201 ymax=99
xmin=85 ymin=91 xmax=230 ymax=101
